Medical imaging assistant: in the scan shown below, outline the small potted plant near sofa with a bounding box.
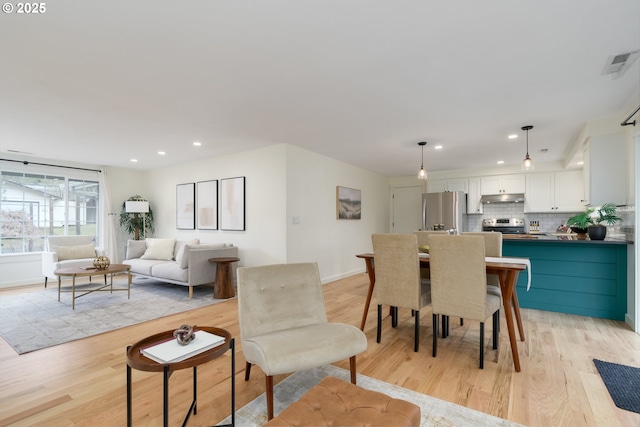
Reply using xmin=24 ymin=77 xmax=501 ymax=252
xmin=567 ymin=207 xmax=594 ymax=240
xmin=587 ymin=203 xmax=621 ymax=240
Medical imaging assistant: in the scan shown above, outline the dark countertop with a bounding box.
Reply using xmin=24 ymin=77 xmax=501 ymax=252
xmin=502 ymin=234 xmax=633 ymax=245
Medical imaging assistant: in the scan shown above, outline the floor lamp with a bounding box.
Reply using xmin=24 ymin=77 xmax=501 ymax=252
xmin=125 ymin=200 xmax=149 ymax=240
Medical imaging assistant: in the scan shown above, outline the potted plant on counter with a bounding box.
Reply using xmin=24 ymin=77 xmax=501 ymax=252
xmin=567 ymin=208 xmax=594 ymax=240
xmin=587 ymin=203 xmax=621 ymax=240
xmin=567 ymin=203 xmax=621 ymax=241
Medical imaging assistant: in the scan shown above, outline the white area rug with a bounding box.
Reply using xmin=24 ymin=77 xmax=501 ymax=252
xmin=217 ymin=364 xmax=523 ymax=426
xmin=0 ymin=277 xmax=228 ymax=354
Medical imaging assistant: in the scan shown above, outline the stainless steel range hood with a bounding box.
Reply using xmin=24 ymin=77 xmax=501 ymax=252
xmin=480 ymin=193 xmax=525 ymax=204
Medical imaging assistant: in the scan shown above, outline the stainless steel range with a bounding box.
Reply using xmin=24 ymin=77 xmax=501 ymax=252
xmin=482 ymin=218 xmax=526 ymax=234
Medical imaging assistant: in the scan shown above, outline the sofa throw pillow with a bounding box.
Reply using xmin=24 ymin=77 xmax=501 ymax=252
xmin=51 ymin=243 xmax=96 ymax=261
xmin=140 ymin=238 xmax=176 ymax=261
xmin=126 ymin=239 xmax=147 ymax=260
xmin=179 ymin=243 xmax=200 ymax=269
xmin=175 ymin=239 xmax=200 ymax=267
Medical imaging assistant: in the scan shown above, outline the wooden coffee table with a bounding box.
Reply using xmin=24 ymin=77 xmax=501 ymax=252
xmin=54 ymin=264 xmax=131 ymax=309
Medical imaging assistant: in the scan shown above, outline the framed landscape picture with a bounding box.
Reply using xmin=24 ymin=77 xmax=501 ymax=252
xmin=176 ymin=183 xmax=195 ymax=229
xmin=197 ymin=180 xmax=218 ymax=230
xmin=221 ymin=176 xmax=245 ymax=231
xmin=336 ymin=186 xmax=361 ymax=220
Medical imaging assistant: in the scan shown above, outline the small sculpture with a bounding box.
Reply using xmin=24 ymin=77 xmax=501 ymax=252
xmin=173 ymin=324 xmax=196 ymax=346
xmin=93 ymin=256 xmax=111 ymax=270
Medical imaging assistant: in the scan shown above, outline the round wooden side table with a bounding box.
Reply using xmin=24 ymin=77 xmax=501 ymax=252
xmin=208 ymin=257 xmax=239 ymax=299
xmin=126 ymin=326 xmax=235 ymax=427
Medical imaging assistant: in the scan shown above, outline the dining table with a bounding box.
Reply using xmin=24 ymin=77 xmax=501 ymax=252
xmin=355 ymin=252 xmax=530 ymax=372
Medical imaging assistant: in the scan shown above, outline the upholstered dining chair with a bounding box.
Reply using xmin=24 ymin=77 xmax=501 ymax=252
xmin=414 ymin=230 xmax=447 ymax=280
xmin=372 ymin=233 xmax=431 ymax=352
xmin=462 ymin=231 xmax=503 ymax=296
xmin=441 ymin=231 xmax=503 ymax=334
xmin=237 ymin=262 xmax=368 ymax=420
xmin=429 ymin=234 xmax=501 ymax=369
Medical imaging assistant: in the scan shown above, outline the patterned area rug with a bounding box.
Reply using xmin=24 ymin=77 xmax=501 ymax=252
xmin=217 ymin=364 xmax=523 ymax=426
xmin=0 ymin=276 xmax=227 ymax=354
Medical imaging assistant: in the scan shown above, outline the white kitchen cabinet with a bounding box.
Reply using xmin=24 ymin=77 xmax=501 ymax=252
xmin=427 ymin=178 xmax=468 ymax=193
xmin=467 ymin=177 xmax=483 ymax=214
xmin=524 ymin=171 xmax=584 ymax=213
xmin=480 ymin=174 xmax=525 ymax=195
xmin=582 ymin=132 xmax=627 ymax=206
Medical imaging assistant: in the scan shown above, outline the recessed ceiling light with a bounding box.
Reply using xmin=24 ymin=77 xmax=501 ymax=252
xmin=508 ymin=134 xmax=518 ymax=140
xmin=434 ymin=145 xmax=443 ymax=150
xmin=130 ymin=159 xmax=138 ymax=163
xmin=193 ymin=141 xmax=202 ymax=146
xmin=158 ymin=151 xmax=166 ymax=155
xmin=497 ymin=160 xmax=504 ymax=164
xmin=577 ymin=161 xmax=584 ymax=165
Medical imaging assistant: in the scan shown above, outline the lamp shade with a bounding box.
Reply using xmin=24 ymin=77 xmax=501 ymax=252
xmin=125 ymin=201 xmax=149 ymax=213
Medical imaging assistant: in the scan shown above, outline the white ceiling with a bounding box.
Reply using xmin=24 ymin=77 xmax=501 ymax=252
xmin=1 ymin=1 xmax=639 ymax=176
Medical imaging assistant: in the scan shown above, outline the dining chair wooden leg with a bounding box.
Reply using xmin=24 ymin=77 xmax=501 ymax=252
xmin=492 ymin=311 xmax=499 ymax=350
xmin=392 ymin=306 xmax=398 ymax=328
xmin=479 ymin=322 xmax=485 ymax=369
xmin=376 ymin=305 xmax=382 ymax=343
xmin=244 ymin=362 xmax=252 ymax=381
xmin=414 ymin=310 xmax=420 ymax=352
xmin=432 ymin=313 xmax=438 ymax=357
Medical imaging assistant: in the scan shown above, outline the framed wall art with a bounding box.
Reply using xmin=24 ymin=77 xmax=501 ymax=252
xmin=176 ymin=182 xmax=195 ymax=229
xmin=220 ymin=176 xmax=245 ymax=231
xmin=197 ymin=180 xmax=218 ymax=230
xmin=336 ymin=186 xmax=361 ymax=220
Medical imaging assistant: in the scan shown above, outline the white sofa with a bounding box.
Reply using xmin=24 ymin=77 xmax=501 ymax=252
xmin=42 ymin=235 xmax=105 ymax=287
xmin=122 ymin=238 xmax=238 ymax=298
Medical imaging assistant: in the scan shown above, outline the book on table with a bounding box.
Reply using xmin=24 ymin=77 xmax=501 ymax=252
xmin=141 ymin=330 xmax=226 ymax=363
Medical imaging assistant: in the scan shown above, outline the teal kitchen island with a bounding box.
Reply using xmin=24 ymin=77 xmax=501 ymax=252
xmin=503 ymin=237 xmax=632 ymax=321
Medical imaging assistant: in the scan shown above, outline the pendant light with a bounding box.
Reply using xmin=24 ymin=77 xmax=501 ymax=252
xmin=521 ymin=125 xmax=534 ymax=171
xmin=417 ymin=141 xmax=427 ymax=180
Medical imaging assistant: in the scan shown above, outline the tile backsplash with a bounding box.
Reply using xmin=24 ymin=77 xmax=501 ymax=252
xmin=466 ymin=203 xmax=636 ymax=242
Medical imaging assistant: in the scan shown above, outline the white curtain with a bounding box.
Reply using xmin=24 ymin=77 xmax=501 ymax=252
xmin=99 ymin=169 xmax=119 ymax=262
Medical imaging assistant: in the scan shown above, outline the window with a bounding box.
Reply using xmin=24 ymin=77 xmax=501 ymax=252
xmin=0 ymin=170 xmax=100 ymax=254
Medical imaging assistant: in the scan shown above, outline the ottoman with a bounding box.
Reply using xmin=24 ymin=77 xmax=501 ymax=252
xmin=264 ymin=376 xmax=421 ymax=426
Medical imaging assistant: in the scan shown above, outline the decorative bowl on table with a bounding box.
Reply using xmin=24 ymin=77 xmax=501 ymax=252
xmin=93 ymin=256 xmax=111 ymax=270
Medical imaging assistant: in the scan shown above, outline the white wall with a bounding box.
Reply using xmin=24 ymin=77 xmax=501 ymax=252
xmin=144 ymin=144 xmax=289 ymax=270
xmin=285 ymin=145 xmax=389 ymax=282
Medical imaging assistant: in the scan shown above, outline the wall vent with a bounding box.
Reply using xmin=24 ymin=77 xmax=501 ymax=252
xmin=601 ymin=50 xmax=640 ymax=79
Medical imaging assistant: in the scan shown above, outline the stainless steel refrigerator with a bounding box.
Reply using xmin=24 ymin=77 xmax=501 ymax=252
xmin=422 ymin=191 xmax=467 ymax=232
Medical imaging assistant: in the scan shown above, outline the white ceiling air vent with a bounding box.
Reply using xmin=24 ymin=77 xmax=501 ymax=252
xmin=601 ymin=50 xmax=640 ymax=79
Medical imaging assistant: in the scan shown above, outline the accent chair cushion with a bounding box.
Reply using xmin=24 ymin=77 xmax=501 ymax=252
xmin=50 ymin=243 xmax=96 ymax=261
xmin=140 ymin=238 xmax=176 ymax=261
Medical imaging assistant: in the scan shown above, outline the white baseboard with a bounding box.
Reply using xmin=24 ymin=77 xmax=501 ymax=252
xmin=321 ymin=268 xmax=366 ymax=285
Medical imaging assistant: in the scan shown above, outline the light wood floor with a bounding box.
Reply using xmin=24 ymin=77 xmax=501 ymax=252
xmin=1 ymin=273 xmax=639 ymax=426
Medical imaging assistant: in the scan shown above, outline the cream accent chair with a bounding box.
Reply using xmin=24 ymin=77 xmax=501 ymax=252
xmin=237 ymin=263 xmax=368 ymax=420
xmin=372 ymin=233 xmax=431 ymax=352
xmin=42 ymin=235 xmax=104 ymax=287
xmin=429 ymin=235 xmax=501 ymax=369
